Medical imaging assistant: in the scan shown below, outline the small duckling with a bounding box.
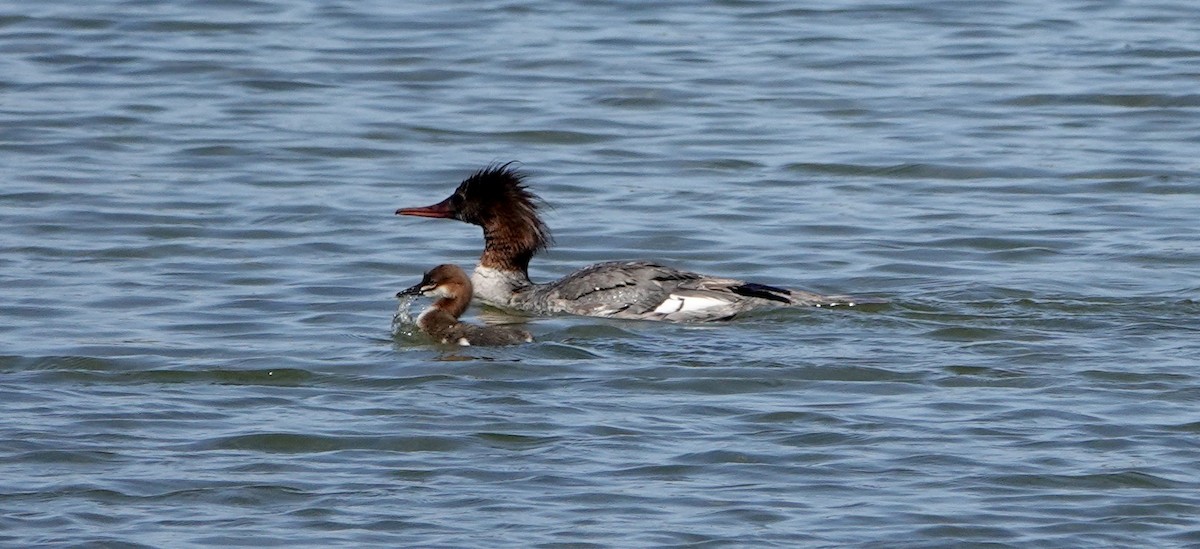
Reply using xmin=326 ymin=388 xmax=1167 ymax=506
xmin=397 ymin=264 xmax=533 ymax=346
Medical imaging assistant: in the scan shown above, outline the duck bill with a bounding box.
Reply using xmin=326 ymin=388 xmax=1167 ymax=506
xmin=396 ymin=282 xmax=424 ymax=298
xmin=395 ymin=196 xmax=455 ymax=219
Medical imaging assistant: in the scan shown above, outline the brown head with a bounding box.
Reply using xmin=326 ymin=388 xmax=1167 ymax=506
xmin=396 ymin=264 xmax=473 ymax=319
xmin=396 ymin=163 xmax=552 ymax=274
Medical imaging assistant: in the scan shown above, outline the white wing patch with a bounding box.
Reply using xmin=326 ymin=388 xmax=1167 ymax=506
xmin=652 ymin=294 xmax=730 ymax=315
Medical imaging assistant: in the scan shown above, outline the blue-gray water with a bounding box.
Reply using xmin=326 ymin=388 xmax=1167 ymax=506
xmin=3 ymin=1 xmax=1199 ymax=547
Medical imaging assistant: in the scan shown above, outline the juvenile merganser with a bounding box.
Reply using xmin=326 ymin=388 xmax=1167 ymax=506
xmin=397 ymin=163 xmax=880 ymax=322
xmin=397 ymin=263 xmax=534 ymax=346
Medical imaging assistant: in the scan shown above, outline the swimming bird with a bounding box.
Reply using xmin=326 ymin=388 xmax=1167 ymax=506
xmin=397 ymin=263 xmax=533 ymax=346
xmin=397 ymin=163 xmax=878 ymax=322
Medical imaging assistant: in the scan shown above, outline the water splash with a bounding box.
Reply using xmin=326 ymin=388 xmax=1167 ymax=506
xmin=391 ymin=294 xmax=420 ymax=337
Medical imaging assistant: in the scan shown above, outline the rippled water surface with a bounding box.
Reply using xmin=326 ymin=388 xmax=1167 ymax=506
xmin=3 ymin=0 xmax=1199 ymax=546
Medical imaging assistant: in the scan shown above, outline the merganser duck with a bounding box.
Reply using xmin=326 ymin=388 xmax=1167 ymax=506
xmin=397 ymin=163 xmax=880 ymax=322
xmin=397 ymin=263 xmax=534 ymax=346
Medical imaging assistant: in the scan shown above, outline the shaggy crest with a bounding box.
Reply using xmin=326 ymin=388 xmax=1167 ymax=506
xmin=453 ymin=163 xmax=553 ymax=273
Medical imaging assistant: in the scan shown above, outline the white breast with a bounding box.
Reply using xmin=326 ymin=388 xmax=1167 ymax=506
xmin=471 ymin=266 xmax=519 ymax=308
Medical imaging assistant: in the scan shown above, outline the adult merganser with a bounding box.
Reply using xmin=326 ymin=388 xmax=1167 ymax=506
xmin=397 ymin=163 xmax=879 ymax=322
xmin=397 ymin=263 xmax=533 ymax=346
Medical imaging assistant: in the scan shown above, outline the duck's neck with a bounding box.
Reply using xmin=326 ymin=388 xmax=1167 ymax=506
xmin=479 ymin=222 xmax=538 ymax=278
xmin=472 ymin=214 xmax=549 ymax=309
xmin=433 ymin=293 xmax=469 ymax=319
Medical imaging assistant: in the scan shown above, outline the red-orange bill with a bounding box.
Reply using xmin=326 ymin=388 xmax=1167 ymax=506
xmin=395 ymin=197 xmax=454 ymax=218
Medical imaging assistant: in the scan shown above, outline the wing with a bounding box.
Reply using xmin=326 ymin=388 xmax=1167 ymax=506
xmin=542 ymin=261 xmax=767 ymax=320
xmin=537 ymin=261 xmax=879 ymax=321
xmin=540 ymin=261 xmax=700 ymax=317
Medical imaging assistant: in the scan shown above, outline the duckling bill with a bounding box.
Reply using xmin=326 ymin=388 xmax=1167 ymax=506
xmin=398 ymin=264 xmax=533 ymax=346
